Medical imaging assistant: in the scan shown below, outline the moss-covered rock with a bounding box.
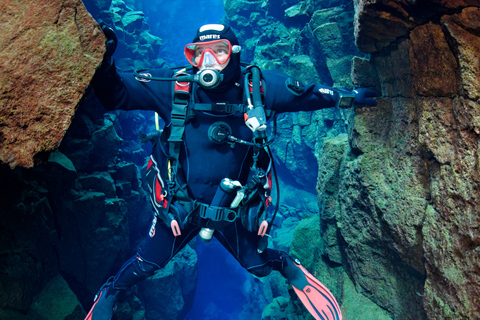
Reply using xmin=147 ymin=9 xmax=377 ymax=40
xmin=0 ymin=0 xmax=105 ymax=168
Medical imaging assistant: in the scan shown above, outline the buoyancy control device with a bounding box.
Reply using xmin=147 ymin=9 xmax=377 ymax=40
xmin=137 ymin=65 xmax=280 ymax=252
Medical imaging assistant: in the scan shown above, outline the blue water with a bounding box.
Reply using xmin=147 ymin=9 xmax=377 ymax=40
xmin=187 ymin=239 xmax=250 ymax=320
xmin=142 ymin=0 xmax=226 ymax=66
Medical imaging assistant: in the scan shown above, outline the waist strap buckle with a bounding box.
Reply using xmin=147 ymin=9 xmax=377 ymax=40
xmin=197 ymin=203 xmax=237 ymax=222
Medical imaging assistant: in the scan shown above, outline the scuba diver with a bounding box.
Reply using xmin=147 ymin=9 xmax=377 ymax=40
xmin=85 ymin=23 xmax=377 ymax=320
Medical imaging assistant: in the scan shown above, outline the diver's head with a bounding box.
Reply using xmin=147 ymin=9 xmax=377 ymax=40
xmin=184 ymin=24 xmax=241 ymax=88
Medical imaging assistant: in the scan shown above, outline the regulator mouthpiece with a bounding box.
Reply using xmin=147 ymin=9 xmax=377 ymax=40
xmin=196 ymin=69 xmax=223 ymax=89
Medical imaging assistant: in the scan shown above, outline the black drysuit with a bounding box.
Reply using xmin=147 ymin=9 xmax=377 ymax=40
xmin=91 ymin=63 xmax=339 ymax=287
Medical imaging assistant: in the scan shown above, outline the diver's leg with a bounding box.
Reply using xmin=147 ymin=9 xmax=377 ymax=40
xmin=215 ymin=220 xmax=342 ymax=320
xmin=84 ymin=219 xmax=200 ymax=320
xmin=214 ymin=220 xmax=284 ymax=277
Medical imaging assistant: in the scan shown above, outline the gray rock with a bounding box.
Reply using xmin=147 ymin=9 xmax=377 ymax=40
xmin=137 ymin=245 xmax=198 ymax=320
xmin=78 ymin=171 xmax=116 ymax=198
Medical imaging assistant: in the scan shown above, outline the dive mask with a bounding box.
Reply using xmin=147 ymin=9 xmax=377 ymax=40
xmin=184 ymin=39 xmax=241 ymax=70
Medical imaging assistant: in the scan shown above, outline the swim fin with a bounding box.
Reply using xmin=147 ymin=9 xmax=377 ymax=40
xmin=84 ymin=277 xmax=118 ymax=320
xmin=281 ymin=255 xmax=342 ymax=320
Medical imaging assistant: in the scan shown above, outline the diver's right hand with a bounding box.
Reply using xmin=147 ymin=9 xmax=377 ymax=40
xmin=353 ymin=88 xmax=378 ymax=106
xmin=96 ymin=20 xmax=117 ymax=70
xmin=91 ymin=21 xmax=118 ymax=90
xmin=99 ymin=21 xmax=117 ymax=59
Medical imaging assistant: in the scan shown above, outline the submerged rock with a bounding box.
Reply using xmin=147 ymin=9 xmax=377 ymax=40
xmin=137 ymin=245 xmax=198 ymax=320
xmin=345 ymin=2 xmax=480 ymax=319
xmin=28 ymin=275 xmax=85 ymax=320
xmin=0 ymin=0 xmax=105 ymax=169
xmin=96 ymin=0 xmax=163 ymax=71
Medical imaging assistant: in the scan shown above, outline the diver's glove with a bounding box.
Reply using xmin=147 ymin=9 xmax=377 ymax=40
xmin=98 ymin=20 xmax=117 ymax=69
xmin=90 ymin=21 xmax=121 ymax=107
xmin=353 ymin=88 xmax=378 ymax=106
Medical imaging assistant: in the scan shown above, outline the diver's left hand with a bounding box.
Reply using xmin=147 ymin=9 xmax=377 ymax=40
xmin=353 ymin=88 xmax=378 ymax=106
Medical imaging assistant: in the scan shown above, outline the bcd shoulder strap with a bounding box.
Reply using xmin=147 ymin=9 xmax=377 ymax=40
xmin=168 ymin=79 xmax=191 ymax=161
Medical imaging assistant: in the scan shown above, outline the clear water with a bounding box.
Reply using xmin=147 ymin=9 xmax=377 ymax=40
xmin=142 ymin=0 xmax=226 ymax=66
xmin=187 ymin=239 xmax=250 ymax=319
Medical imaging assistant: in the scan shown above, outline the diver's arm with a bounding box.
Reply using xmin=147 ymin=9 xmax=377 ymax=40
xmin=90 ymin=59 xmax=125 ymax=111
xmin=262 ymin=70 xmax=377 ymax=113
xmin=90 ymin=21 xmax=126 ymax=111
xmin=91 ymin=61 xmax=174 ymax=118
xmin=90 ymin=22 xmax=173 ymax=118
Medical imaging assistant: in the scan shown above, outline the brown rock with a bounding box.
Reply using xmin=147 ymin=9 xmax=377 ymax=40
xmin=354 ymin=0 xmax=480 ymax=53
xmin=0 ymin=0 xmax=105 ymax=169
xmin=418 ymin=98 xmax=458 ymax=164
xmin=354 ymin=0 xmax=418 ymax=53
xmin=339 ymin=97 xmax=428 ymax=319
xmin=432 ymin=0 xmax=480 ymax=9
xmin=349 ymin=3 xmax=480 ymax=319
xmin=370 ymin=37 xmax=414 ymax=98
xmin=442 ymin=7 xmax=480 ymax=100
xmin=420 ymin=94 xmax=480 ymax=319
xmin=413 ymin=16 xmax=480 ymax=320
xmin=409 ymin=22 xmax=458 ymax=97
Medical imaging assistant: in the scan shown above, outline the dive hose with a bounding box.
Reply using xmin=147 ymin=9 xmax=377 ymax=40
xmin=134 ymin=68 xmax=224 ymax=89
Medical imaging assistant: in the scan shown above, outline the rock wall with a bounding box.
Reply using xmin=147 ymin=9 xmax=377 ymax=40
xmin=328 ymin=1 xmax=480 ymax=319
xmin=268 ymin=1 xmax=480 ymax=319
xmin=0 ymin=0 xmax=105 ymax=169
